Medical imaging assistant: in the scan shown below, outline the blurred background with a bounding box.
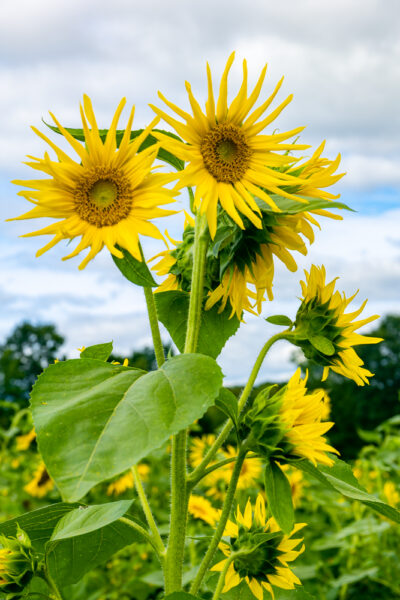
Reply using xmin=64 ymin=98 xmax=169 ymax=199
xmin=1 ymin=2 xmax=400 ymax=598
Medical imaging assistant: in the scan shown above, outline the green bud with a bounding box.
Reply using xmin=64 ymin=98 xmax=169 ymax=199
xmin=0 ymin=527 xmax=36 ymax=597
xmin=241 ymin=385 xmax=285 ymax=457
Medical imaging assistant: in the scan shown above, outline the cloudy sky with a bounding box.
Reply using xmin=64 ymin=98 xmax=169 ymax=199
xmin=1 ymin=0 xmax=399 ymax=384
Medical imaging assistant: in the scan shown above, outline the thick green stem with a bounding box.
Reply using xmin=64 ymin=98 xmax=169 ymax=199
xmin=189 ymin=331 xmax=289 ymax=484
xmin=190 ymin=452 xmax=246 ymax=595
xmin=140 ymin=244 xmax=165 ymax=368
xmin=131 ymin=466 xmax=165 ymax=560
xmin=212 ymin=552 xmax=236 ymax=600
xmin=165 ymin=212 xmax=209 ymax=594
xmin=143 ymin=285 xmax=165 ymax=367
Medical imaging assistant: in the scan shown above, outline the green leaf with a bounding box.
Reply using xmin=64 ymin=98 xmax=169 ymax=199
xmin=266 ymin=315 xmax=293 ymax=327
xmin=154 ymin=290 xmax=240 ymax=359
xmin=46 ymin=501 xmax=145 ymax=587
xmin=31 ymin=354 xmax=222 ymax=501
xmin=215 ymin=388 xmax=239 ymax=430
xmin=165 ymin=594 xmax=203 ymax=600
xmin=294 ymin=456 xmax=400 ymax=523
xmin=0 ymin=503 xmax=80 ymax=554
xmin=264 ymin=461 xmax=294 ymax=534
xmin=265 ymin=195 xmax=354 ymax=215
xmin=112 ymin=245 xmax=157 ymax=287
xmin=330 ymin=567 xmax=378 ymax=589
xmin=80 ymin=342 xmax=113 ymax=361
xmin=44 ymin=121 xmax=184 ymax=171
xmin=308 ymin=335 xmax=335 ymax=356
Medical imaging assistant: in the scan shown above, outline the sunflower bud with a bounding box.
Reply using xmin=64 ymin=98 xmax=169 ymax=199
xmin=0 ymin=527 xmax=36 ymax=597
xmin=241 ymin=385 xmax=284 ymax=457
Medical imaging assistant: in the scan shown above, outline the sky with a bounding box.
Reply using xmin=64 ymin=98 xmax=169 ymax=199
xmin=1 ymin=0 xmax=399 ymax=384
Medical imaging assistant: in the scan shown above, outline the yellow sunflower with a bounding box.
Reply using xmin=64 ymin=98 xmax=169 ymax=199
xmin=24 ymin=462 xmax=54 ymax=498
xmin=294 ymin=265 xmax=382 ymax=385
xmin=15 ymin=429 xmax=36 ymax=452
xmin=188 ymin=494 xmax=220 ymax=526
xmin=189 ymin=434 xmax=218 ymax=468
xmin=107 ymin=463 xmax=150 ymax=496
xmin=279 ymin=369 xmax=339 ymax=467
xmin=211 ymin=494 xmax=305 ymax=600
xmin=10 ymin=95 xmax=177 ymax=269
xmin=150 ymin=52 xmax=332 ymax=238
xmin=222 ymin=446 xmax=262 ymax=490
xmin=383 ymin=481 xmax=400 ymax=507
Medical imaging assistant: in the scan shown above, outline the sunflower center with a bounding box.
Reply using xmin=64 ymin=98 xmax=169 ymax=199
xmin=200 ymin=123 xmax=252 ymax=183
xmin=74 ymin=167 xmax=133 ymax=227
xmin=89 ymin=180 xmax=118 ymax=208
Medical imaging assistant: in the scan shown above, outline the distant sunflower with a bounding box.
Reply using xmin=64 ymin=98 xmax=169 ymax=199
xmin=189 ymin=434 xmax=217 ymax=468
xmin=279 ymin=369 xmax=339 ymax=467
xmin=11 ymin=95 xmax=176 ymax=269
xmin=211 ymin=494 xmax=305 ymax=600
xmin=294 ymin=265 xmax=382 ymax=385
xmin=24 ymin=462 xmax=54 ymax=498
xmin=151 ymin=52 xmax=319 ymax=238
xmin=188 ymin=494 xmax=220 ymax=526
xmin=222 ymin=446 xmax=262 ymax=490
xmin=15 ymin=429 xmax=36 ymax=452
xmin=107 ymin=464 xmax=150 ymax=496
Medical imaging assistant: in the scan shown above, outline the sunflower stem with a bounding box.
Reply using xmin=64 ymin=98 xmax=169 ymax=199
xmin=165 ymin=211 xmax=209 ymax=594
xmin=140 ymin=244 xmax=165 ymax=368
xmin=189 ymin=331 xmax=289 ymax=484
xmin=212 ymin=552 xmax=236 ymax=600
xmin=190 ymin=451 xmax=246 ymax=595
xmin=42 ymin=568 xmax=65 ymax=600
xmin=131 ymin=466 xmax=166 ymax=561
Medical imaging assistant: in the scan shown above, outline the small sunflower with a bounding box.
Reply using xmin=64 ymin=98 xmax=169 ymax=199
xmin=11 ymin=95 xmax=177 ymax=269
xmin=383 ymin=481 xmax=400 ymax=508
xmin=222 ymin=446 xmax=262 ymax=490
xmin=150 ymin=52 xmax=333 ymax=238
xmin=211 ymin=494 xmax=305 ymax=600
xmin=24 ymin=462 xmax=54 ymax=498
xmin=189 ymin=434 xmax=217 ymax=468
xmin=188 ymin=494 xmax=220 ymax=526
xmin=279 ymin=369 xmax=339 ymax=467
xmin=107 ymin=464 xmax=150 ymax=496
xmin=294 ymin=265 xmax=382 ymax=385
xmin=15 ymin=429 xmax=36 ymax=452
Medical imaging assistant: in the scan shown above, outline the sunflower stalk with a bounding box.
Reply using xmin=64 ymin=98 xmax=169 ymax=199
xmin=165 ymin=211 xmax=209 ymax=594
xmin=190 ymin=450 xmax=247 ymax=595
xmin=140 ymin=244 xmax=165 ymax=368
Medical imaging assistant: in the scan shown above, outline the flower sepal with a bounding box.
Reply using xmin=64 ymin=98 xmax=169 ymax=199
xmin=0 ymin=527 xmax=37 ymax=597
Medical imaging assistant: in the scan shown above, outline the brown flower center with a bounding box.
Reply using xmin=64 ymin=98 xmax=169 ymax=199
xmin=74 ymin=167 xmax=133 ymax=227
xmin=200 ymin=123 xmax=252 ymax=183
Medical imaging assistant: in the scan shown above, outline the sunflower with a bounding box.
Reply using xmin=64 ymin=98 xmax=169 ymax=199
xmin=107 ymin=463 xmax=150 ymax=496
xmin=24 ymin=462 xmax=54 ymax=498
xmin=10 ymin=95 xmax=177 ymax=269
xmin=152 ymin=205 xmax=341 ymax=320
xmin=294 ymin=265 xmax=382 ymax=385
xmin=383 ymin=481 xmax=400 ymax=508
xmin=278 ymin=368 xmax=339 ymax=467
xmin=222 ymin=446 xmax=262 ymax=490
xmin=188 ymin=494 xmax=220 ymax=526
xmin=189 ymin=434 xmax=218 ymax=468
xmin=211 ymin=494 xmax=305 ymax=600
xmin=15 ymin=429 xmax=36 ymax=452
xmin=150 ymin=52 xmax=339 ymax=238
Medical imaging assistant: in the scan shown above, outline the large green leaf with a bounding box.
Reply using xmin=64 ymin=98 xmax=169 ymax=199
xmin=44 ymin=122 xmax=184 ymax=171
xmin=264 ymin=461 xmax=294 ymax=534
xmin=154 ymin=290 xmax=240 ymax=359
xmin=31 ymin=354 xmax=222 ymax=501
xmin=0 ymin=503 xmax=80 ymax=554
xmin=46 ymin=501 xmax=145 ymax=587
xmin=294 ymin=457 xmax=400 ymax=523
xmin=112 ymin=245 xmax=157 ymax=287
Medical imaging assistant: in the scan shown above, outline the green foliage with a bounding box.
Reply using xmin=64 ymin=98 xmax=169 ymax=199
xmin=46 ymin=501 xmax=145 ymax=587
xmin=31 ymin=354 xmax=222 ymax=501
xmin=112 ymin=245 xmax=158 ymax=288
xmin=155 ymin=290 xmax=240 ymax=359
xmin=215 ymin=388 xmax=239 ymax=432
xmin=294 ymin=457 xmax=400 ymax=523
xmin=80 ymin=342 xmax=113 ymax=361
xmin=264 ymin=461 xmax=294 ymax=533
xmin=266 ymin=315 xmax=293 ymax=327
